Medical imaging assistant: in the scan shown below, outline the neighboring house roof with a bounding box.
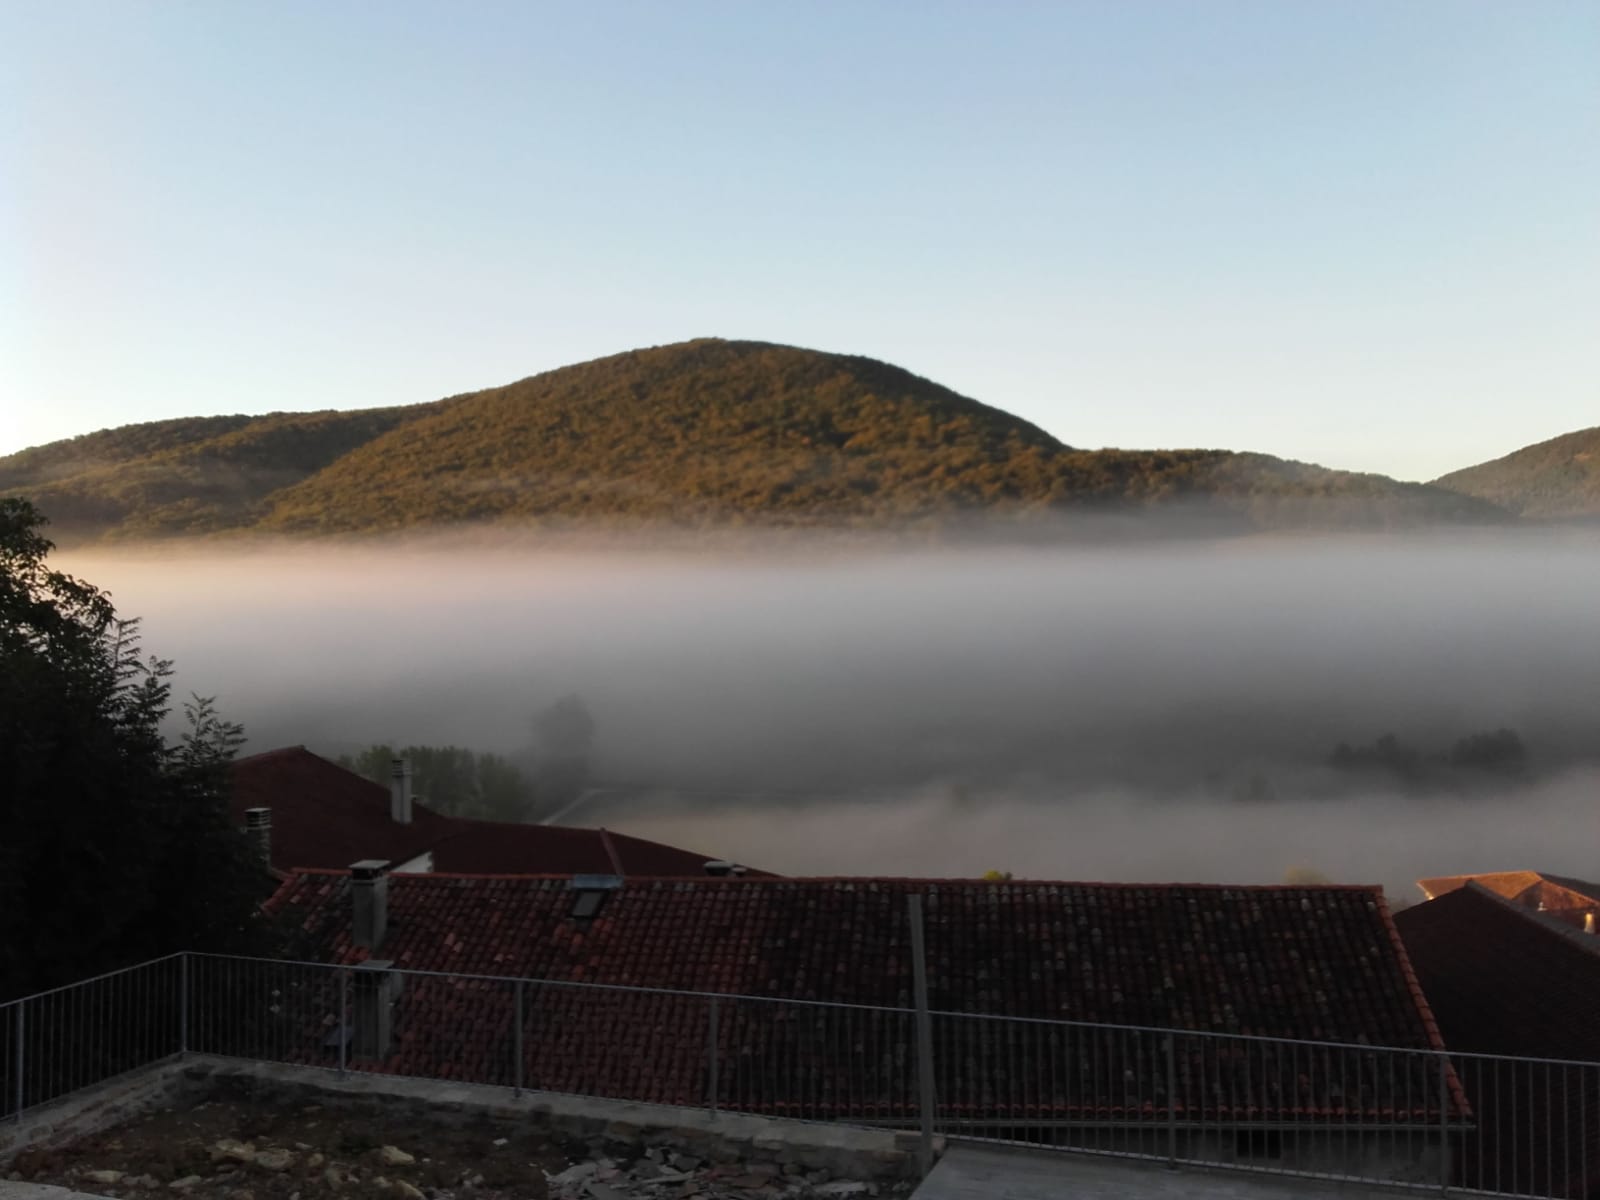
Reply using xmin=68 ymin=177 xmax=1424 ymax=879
xmin=229 ymin=747 xmax=454 ymax=875
xmin=423 ymin=821 xmax=758 ymax=877
xmin=1396 ymin=883 xmax=1600 ymax=1059
xmin=1396 ymin=883 xmax=1600 ymax=1198
xmin=1414 ymin=870 xmax=1600 ymax=930
xmin=229 ymin=747 xmax=756 ymax=878
xmin=256 ymin=871 xmax=1462 ymax=1124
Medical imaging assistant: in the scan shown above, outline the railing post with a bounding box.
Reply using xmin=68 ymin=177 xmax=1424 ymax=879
xmin=908 ymin=895 xmax=936 ymax=1179
xmin=1438 ymin=1051 xmax=1451 ymax=1194
xmin=707 ymin=996 xmax=719 ymax=1116
xmin=513 ymin=981 xmax=524 ymax=1097
xmin=178 ymin=954 xmax=189 ymax=1057
xmin=11 ymin=998 xmax=22 ymax=1126
xmin=337 ymin=969 xmax=349 ymax=1076
xmin=1166 ymin=1033 xmax=1178 ymax=1168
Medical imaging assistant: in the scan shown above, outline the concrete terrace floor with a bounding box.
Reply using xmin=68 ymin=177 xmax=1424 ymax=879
xmin=913 ymin=1145 xmax=1419 ymax=1200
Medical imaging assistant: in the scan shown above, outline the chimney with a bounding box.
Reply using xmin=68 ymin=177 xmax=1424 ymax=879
xmin=351 ymin=859 xmax=391 ymax=950
xmin=243 ymin=807 xmax=271 ymax=867
xmin=389 ymin=758 xmax=413 ymax=825
xmin=1586 ymin=912 xmax=1595 ymax=935
xmin=352 ymin=959 xmax=399 ymax=1060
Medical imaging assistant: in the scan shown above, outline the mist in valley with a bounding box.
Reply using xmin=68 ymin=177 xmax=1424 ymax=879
xmin=59 ymin=526 xmax=1600 ymax=900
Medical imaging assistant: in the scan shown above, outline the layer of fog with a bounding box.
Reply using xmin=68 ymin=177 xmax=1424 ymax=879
xmin=59 ymin=528 xmax=1600 ymax=896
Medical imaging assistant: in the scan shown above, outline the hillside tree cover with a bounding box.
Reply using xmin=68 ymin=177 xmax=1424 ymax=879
xmin=0 ymin=340 xmax=1512 ymax=543
xmin=0 ymin=498 xmax=275 ymax=1000
xmin=1433 ymin=426 xmax=1600 ymax=519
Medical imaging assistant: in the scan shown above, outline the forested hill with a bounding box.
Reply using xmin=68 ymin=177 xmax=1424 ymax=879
xmin=1432 ymin=427 xmax=1600 ymax=520
xmin=1 ymin=339 xmax=1510 ymax=542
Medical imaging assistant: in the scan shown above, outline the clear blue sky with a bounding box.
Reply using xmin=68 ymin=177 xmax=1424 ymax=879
xmin=3 ymin=1 xmax=1595 ymax=480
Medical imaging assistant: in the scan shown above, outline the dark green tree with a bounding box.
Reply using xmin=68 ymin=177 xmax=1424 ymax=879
xmin=1449 ymin=727 xmax=1528 ymax=774
xmin=0 ymin=498 xmax=274 ymax=1000
xmin=337 ymin=743 xmax=535 ymax=821
xmin=533 ymin=694 xmax=596 ymax=810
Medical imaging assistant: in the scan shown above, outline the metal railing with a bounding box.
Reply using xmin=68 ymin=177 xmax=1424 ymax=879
xmin=1 ymin=955 xmax=185 ymax=1121
xmin=5 ymin=952 xmax=1598 ymax=1199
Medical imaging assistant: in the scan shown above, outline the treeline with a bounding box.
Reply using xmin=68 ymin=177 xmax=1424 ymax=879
xmin=1329 ymin=728 xmax=1529 ymax=781
xmin=338 ymin=694 xmax=598 ymax=823
xmin=0 ymin=339 xmax=1508 ymax=543
xmin=337 ymin=744 xmax=534 ymax=821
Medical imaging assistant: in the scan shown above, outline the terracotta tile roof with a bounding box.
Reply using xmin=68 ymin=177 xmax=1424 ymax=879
xmin=254 ymin=872 xmax=1461 ymax=1124
xmin=1414 ymin=870 xmax=1600 ymax=931
xmin=423 ymin=822 xmax=770 ymax=878
xmin=1396 ymin=884 xmax=1600 ymax=1197
xmin=229 ymin=747 xmax=762 ymax=878
xmin=229 ymin=748 xmax=451 ymax=874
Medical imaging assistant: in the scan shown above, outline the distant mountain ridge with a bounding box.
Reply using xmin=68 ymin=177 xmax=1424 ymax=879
xmin=0 ymin=338 xmax=1512 ymax=542
xmin=1432 ymin=426 xmax=1600 ymax=519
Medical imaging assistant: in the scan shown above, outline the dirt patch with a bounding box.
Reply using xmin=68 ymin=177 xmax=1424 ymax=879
xmin=8 ymin=1092 xmax=567 ymax=1200
xmin=5 ymin=1086 xmax=909 ymax=1199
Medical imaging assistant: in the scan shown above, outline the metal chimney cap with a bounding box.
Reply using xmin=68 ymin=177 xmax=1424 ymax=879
xmin=243 ymin=807 xmax=271 ymax=828
xmin=350 ymin=859 xmax=392 ymax=880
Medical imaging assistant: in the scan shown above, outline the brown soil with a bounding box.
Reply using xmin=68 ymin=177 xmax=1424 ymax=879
xmin=8 ymin=1091 xmax=575 ymax=1200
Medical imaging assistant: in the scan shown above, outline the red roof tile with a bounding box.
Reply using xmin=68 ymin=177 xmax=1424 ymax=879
xmin=229 ymin=747 xmax=762 ymax=878
xmin=1415 ymin=871 xmax=1600 ymax=931
xmin=249 ymin=872 xmax=1461 ymax=1125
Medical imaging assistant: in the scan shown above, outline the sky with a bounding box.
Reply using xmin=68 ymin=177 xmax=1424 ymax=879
xmin=3 ymin=1 xmax=1595 ymax=481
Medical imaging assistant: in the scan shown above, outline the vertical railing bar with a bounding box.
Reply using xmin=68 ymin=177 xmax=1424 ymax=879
xmin=1474 ymin=1058 xmax=1483 ymax=1196
xmin=13 ymin=998 xmax=24 ymax=1120
xmin=1437 ymin=1050 xmax=1451 ymax=1194
xmin=707 ymin=995 xmax=719 ymax=1116
xmin=907 ymin=895 xmax=935 ymax=1178
xmin=1493 ymin=1054 xmax=1502 ymax=1194
xmin=1544 ymin=1061 xmax=1552 ymax=1199
xmin=337 ymin=968 xmax=348 ymax=1076
xmin=178 ymin=954 xmax=189 ymax=1058
xmin=1165 ymin=1032 xmax=1177 ymax=1168
xmin=1574 ymin=1068 xmax=1587 ymax=1200
xmin=1525 ymin=1058 xmax=1533 ymax=1196
xmin=1579 ymin=1062 xmax=1589 ymax=1200
xmin=513 ymin=979 xmax=524 ymax=1097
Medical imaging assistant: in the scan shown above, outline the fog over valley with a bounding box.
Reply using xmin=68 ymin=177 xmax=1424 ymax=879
xmin=61 ymin=528 xmax=1600 ymax=899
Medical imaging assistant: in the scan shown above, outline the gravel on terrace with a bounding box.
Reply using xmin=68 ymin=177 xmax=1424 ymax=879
xmin=4 ymin=1095 xmax=911 ymax=1200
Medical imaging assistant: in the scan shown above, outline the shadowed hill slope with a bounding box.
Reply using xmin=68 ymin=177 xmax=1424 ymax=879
xmin=1 ymin=406 xmax=440 ymax=540
xmin=1433 ymin=426 xmax=1600 ymax=519
xmin=1 ymin=338 xmax=1510 ymax=541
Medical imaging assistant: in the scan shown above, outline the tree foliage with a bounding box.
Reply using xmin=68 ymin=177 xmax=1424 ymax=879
xmin=0 ymin=498 xmax=276 ymax=1000
xmin=1433 ymin=425 xmax=1600 ymax=519
xmin=337 ymin=743 xmax=536 ymax=822
xmin=0 ymin=340 xmax=1511 ymax=543
xmin=1448 ymin=728 xmax=1527 ymax=774
xmin=1329 ymin=727 xmax=1531 ymax=786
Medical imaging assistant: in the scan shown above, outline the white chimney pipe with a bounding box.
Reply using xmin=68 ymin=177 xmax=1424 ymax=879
xmin=389 ymin=757 xmax=413 ymax=825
